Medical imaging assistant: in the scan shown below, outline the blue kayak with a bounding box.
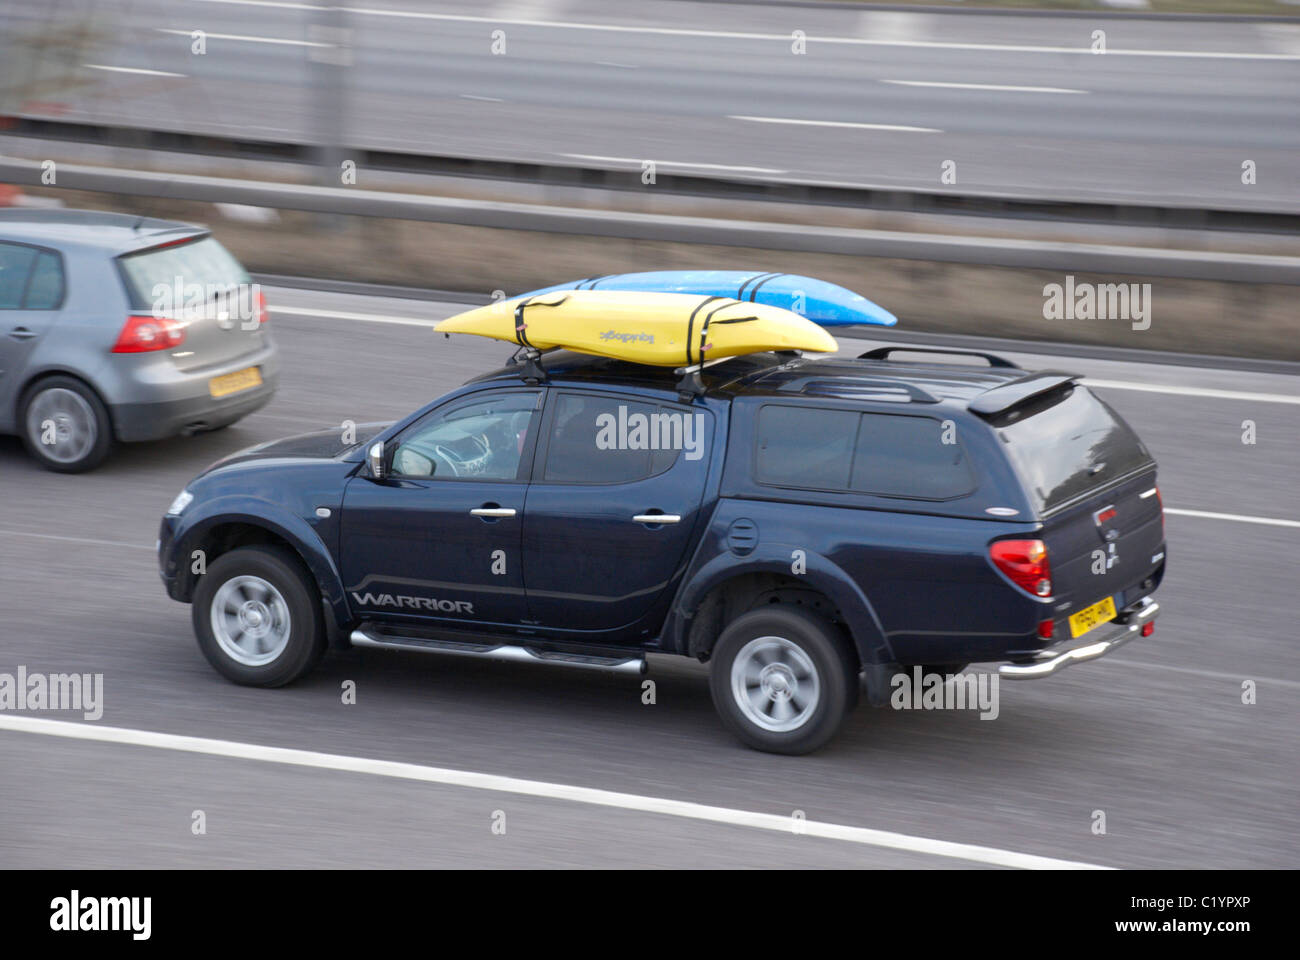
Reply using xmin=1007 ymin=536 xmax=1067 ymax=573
xmin=515 ymin=271 xmax=897 ymax=327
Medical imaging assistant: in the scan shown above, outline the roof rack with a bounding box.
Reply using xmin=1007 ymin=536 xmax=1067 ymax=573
xmin=787 ymin=375 xmax=940 ymax=404
xmin=968 ymin=372 xmax=1078 ymax=416
xmin=857 ymin=346 xmax=1020 ymax=369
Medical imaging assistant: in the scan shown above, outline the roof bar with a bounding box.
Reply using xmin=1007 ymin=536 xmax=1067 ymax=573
xmin=857 ymin=346 xmax=1020 ymax=369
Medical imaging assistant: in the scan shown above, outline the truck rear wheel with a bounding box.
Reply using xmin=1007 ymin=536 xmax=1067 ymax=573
xmin=193 ymin=545 xmax=326 ymax=687
xmin=709 ymin=606 xmax=856 ymax=754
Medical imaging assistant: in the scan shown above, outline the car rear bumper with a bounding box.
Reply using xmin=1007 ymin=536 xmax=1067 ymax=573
xmin=998 ymin=596 xmax=1159 ymax=679
xmin=111 ymin=368 xmax=278 ymax=442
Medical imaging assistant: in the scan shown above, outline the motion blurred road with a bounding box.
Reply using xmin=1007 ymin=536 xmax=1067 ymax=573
xmin=3 ymin=0 xmax=1300 ymax=210
xmin=1 ymin=285 xmax=1296 ymax=868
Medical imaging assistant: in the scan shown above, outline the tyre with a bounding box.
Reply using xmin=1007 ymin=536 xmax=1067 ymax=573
xmin=192 ymin=545 xmax=326 ymax=687
xmin=709 ymin=606 xmax=857 ymax=755
xmin=20 ymin=376 xmax=114 ymax=472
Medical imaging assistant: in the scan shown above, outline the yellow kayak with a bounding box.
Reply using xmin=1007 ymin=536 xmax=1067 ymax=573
xmin=436 ymin=290 xmax=837 ymax=367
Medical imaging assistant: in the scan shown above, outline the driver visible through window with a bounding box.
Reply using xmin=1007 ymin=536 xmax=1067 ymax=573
xmin=392 ymin=393 xmax=537 ymax=480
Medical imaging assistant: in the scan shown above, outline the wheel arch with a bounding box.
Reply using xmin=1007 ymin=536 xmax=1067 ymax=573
xmin=664 ymin=550 xmax=893 ymax=668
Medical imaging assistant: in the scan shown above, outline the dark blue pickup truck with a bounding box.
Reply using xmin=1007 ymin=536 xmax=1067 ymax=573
xmin=158 ymin=347 xmax=1165 ymax=753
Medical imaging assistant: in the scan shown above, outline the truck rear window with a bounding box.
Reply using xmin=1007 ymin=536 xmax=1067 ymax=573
xmin=116 ymin=236 xmax=250 ymax=311
xmin=996 ymin=385 xmax=1152 ymax=512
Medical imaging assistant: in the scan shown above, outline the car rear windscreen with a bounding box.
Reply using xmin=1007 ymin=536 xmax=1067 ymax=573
xmin=116 ymin=236 xmax=250 ymax=311
xmin=996 ymin=385 xmax=1153 ymax=512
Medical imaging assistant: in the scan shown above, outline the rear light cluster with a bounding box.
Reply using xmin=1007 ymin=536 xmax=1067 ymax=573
xmin=255 ymin=288 xmax=269 ymax=325
xmin=989 ymin=539 xmax=1052 ymax=598
xmin=112 ymin=315 xmax=185 ymax=353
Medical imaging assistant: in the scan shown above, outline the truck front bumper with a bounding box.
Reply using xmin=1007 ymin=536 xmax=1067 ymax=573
xmin=998 ymin=596 xmax=1159 ymax=680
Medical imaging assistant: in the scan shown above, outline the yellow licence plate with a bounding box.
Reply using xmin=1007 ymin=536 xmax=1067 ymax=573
xmin=1069 ymin=596 xmax=1118 ymax=638
xmin=208 ymin=367 xmax=262 ymax=398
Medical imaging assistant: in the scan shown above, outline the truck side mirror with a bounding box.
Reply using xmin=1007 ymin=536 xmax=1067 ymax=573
xmin=368 ymin=441 xmax=386 ymax=480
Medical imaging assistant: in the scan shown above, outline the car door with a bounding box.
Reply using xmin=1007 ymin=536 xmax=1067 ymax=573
xmin=339 ymin=389 xmax=542 ymax=632
xmin=0 ymin=242 xmax=64 ymax=430
xmin=521 ymin=389 xmax=713 ymax=640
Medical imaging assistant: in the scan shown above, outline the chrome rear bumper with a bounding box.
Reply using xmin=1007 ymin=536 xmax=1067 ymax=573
xmin=999 ymin=597 xmax=1159 ymax=680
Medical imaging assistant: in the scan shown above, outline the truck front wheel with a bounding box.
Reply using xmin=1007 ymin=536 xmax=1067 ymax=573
xmin=709 ymin=606 xmax=857 ymax=754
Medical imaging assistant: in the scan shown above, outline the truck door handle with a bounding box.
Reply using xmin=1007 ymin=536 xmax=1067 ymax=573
xmin=470 ymin=507 xmax=516 ymax=518
xmin=9 ymin=327 xmax=37 ymax=341
xmin=633 ymin=513 xmax=681 ymax=525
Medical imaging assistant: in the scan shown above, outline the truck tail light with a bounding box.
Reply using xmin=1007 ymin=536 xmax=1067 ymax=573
xmin=112 ymin=315 xmax=185 ymax=353
xmin=1037 ymin=618 xmax=1055 ymax=640
xmin=990 ymin=539 xmax=1052 ymax=598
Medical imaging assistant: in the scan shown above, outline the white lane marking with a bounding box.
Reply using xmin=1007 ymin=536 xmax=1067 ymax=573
xmin=0 ymin=529 xmax=154 ymax=550
xmin=271 ymin=305 xmax=440 ymax=326
xmin=0 ymin=714 xmax=1109 ymax=869
xmin=562 ymin=153 xmax=787 ymax=174
xmin=84 ymin=64 xmax=186 ymax=77
xmin=1083 ymin=378 xmax=1300 ymax=406
xmin=882 ymin=80 xmax=1087 ymax=95
xmin=1105 ymin=659 xmax=1300 ymax=690
xmin=730 ymin=115 xmax=942 ymax=134
xmin=189 ymin=0 xmax=1300 ymax=60
xmin=155 ymin=28 xmax=327 ymax=47
xmin=1164 ymin=508 xmax=1300 ymax=529
xmin=594 ymin=61 xmax=636 ymax=69
xmin=460 ymin=94 xmax=504 ymax=102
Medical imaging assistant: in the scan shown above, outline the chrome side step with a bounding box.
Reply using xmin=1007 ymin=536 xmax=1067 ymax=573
xmin=349 ymin=628 xmax=647 ymax=676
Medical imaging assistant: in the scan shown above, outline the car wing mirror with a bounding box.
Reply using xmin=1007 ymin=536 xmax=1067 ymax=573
xmin=368 ymin=441 xmax=387 ymax=480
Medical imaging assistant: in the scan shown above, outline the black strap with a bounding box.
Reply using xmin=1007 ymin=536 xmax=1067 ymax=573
xmin=736 ymin=271 xmax=778 ymax=302
xmin=513 ymin=294 xmax=569 ymax=349
xmin=686 ymin=295 xmax=723 ymax=366
xmin=579 ymin=275 xmax=611 ymax=290
xmin=746 ymin=272 xmax=782 ymax=301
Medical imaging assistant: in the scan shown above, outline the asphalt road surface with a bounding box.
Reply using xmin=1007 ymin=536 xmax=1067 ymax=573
xmin=3 ymin=0 xmax=1299 ymax=211
xmin=0 ymin=283 xmax=1296 ymax=869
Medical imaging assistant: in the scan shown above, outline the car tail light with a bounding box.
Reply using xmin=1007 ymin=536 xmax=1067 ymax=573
xmin=1155 ymin=485 xmax=1164 ymax=537
xmin=1141 ymin=622 xmax=1155 ymax=637
xmin=989 ymin=539 xmax=1052 ymax=598
xmin=255 ymin=288 xmax=269 ymax=325
xmin=112 ymin=315 xmax=185 ymax=353
xmin=1037 ymin=618 xmax=1055 ymax=640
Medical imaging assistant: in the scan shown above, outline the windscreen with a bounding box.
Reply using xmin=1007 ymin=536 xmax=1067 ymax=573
xmin=997 ymin=385 xmax=1153 ymax=512
xmin=117 ymin=235 xmax=250 ymax=311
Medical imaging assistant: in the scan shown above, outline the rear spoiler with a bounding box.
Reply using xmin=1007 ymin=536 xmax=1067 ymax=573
xmin=968 ymin=372 xmax=1079 ymax=416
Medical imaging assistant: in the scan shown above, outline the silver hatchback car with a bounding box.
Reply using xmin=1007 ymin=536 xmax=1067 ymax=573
xmin=0 ymin=209 xmax=279 ymax=471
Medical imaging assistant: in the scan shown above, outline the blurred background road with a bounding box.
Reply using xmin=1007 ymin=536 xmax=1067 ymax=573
xmin=1 ymin=286 xmax=1296 ymax=868
xmin=3 ymin=0 xmax=1299 ymax=209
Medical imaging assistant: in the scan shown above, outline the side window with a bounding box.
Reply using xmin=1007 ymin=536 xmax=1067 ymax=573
xmin=755 ymin=405 xmax=857 ymax=489
xmin=541 ymin=393 xmax=685 ymax=484
xmin=391 ymin=392 xmax=538 ymax=480
xmin=850 ymin=414 xmax=974 ymax=499
xmin=24 ymin=252 xmax=64 ymax=309
xmin=755 ymin=405 xmax=975 ymax=500
xmin=0 ymin=242 xmax=38 ymax=309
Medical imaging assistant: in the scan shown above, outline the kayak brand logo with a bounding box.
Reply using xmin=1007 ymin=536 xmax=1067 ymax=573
xmin=1042 ymin=275 xmax=1152 ymax=331
xmin=598 ymin=329 xmax=655 ymax=345
xmin=596 ymin=405 xmax=707 ymax=461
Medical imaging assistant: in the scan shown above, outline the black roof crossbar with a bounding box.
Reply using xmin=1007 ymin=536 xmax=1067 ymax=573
xmin=968 ymin=372 xmax=1079 ymax=416
xmin=857 ymin=346 xmax=1020 ymax=369
xmin=786 ymin=375 xmax=940 ymax=404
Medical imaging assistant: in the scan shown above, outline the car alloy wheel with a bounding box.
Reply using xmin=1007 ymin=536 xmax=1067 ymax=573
xmin=25 ymin=386 xmax=98 ymax=466
xmin=729 ymin=634 xmax=822 ymax=733
xmin=210 ymin=574 xmax=292 ymax=667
